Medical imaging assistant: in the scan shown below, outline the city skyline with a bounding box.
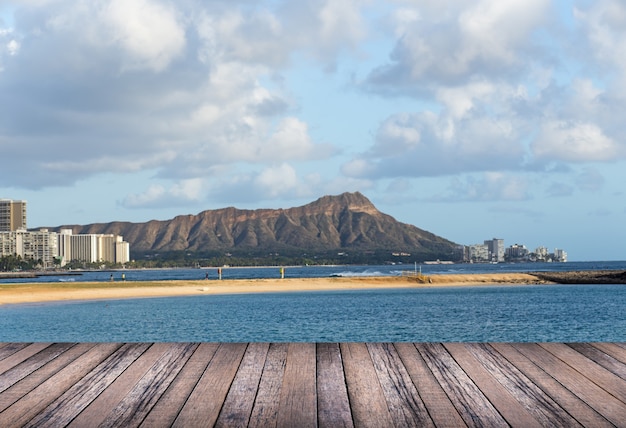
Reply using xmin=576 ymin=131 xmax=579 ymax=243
xmin=2 ymin=1 xmax=626 ymax=261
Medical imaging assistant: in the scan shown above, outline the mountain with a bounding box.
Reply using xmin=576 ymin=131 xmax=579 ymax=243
xmin=54 ymin=192 xmax=462 ymax=262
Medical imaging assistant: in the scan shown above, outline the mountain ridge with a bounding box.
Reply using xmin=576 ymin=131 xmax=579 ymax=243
xmin=51 ymin=192 xmax=462 ymax=262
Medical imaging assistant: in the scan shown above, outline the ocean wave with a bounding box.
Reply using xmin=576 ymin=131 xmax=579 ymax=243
xmin=330 ymin=270 xmax=386 ymax=277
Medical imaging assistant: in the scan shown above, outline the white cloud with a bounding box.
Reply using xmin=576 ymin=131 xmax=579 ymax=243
xmin=368 ymin=0 xmax=550 ymax=88
xmin=0 ymin=0 xmax=343 ymax=190
xmin=344 ymin=107 xmax=523 ymax=179
xmin=101 ymin=0 xmax=186 ymax=72
xmin=255 ymin=163 xmax=299 ymax=197
xmin=122 ymin=178 xmax=206 ymax=208
xmin=531 ymin=121 xmax=620 ymax=162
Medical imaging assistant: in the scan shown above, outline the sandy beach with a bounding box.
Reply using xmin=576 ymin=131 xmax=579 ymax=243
xmin=0 ymin=273 xmax=544 ymax=305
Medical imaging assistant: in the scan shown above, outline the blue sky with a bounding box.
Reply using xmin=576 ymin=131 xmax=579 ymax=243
xmin=1 ymin=0 xmax=625 ymax=261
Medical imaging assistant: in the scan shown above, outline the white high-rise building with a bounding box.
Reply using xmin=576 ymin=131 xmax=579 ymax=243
xmin=0 ymin=228 xmax=58 ymax=267
xmin=57 ymin=229 xmax=129 ymax=266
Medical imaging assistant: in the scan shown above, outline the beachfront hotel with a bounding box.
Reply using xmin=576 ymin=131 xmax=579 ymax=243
xmin=0 ymin=199 xmax=129 ymax=267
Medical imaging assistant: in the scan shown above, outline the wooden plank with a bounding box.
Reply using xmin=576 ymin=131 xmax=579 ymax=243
xmin=539 ymin=343 xmax=626 ymax=403
xmin=277 ymin=342 xmax=317 ymax=428
xmin=461 ymin=343 xmax=583 ymax=427
xmin=98 ymin=343 xmax=199 ymax=428
xmin=316 ymin=342 xmax=353 ymax=428
xmin=493 ymin=343 xmax=613 ymax=428
xmin=215 ymin=342 xmax=270 ymax=428
xmin=172 ymin=343 xmax=247 ymax=427
xmin=67 ymin=343 xmax=175 ymax=427
xmin=0 ymin=343 xmax=95 ymax=413
xmin=22 ymin=343 xmax=149 ymax=428
xmin=394 ymin=343 xmax=465 ymax=428
xmin=248 ymin=342 xmax=289 ymax=428
xmin=444 ymin=343 xmax=542 ymax=427
xmin=591 ymin=342 xmax=626 ymax=366
xmin=513 ymin=343 xmax=626 ymax=426
xmin=0 ymin=343 xmax=30 ymax=362
xmin=0 ymin=343 xmax=51 ymax=376
xmin=416 ymin=343 xmax=507 ymax=427
xmin=569 ymin=343 xmax=626 ymax=380
xmin=341 ymin=342 xmax=394 ymax=428
xmin=0 ymin=343 xmax=123 ymax=428
xmin=140 ymin=343 xmax=219 ymax=428
xmin=0 ymin=343 xmax=76 ymax=394
xmin=367 ymin=343 xmax=434 ymax=427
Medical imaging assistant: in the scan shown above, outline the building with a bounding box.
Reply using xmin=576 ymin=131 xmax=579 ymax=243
xmin=484 ymin=238 xmax=505 ymax=262
xmin=554 ymin=248 xmax=567 ymax=262
xmin=0 ymin=199 xmax=27 ymax=232
xmin=57 ymin=229 xmax=129 ymax=266
xmin=0 ymin=229 xmax=58 ymax=267
xmin=468 ymin=244 xmax=490 ymax=262
xmin=1 ymin=199 xmax=130 ymax=267
xmin=505 ymin=244 xmax=529 ymax=260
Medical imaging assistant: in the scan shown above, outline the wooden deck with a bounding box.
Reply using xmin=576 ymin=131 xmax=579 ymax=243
xmin=0 ymin=343 xmax=625 ymax=427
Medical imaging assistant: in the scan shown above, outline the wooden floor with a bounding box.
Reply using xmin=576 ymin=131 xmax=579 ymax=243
xmin=0 ymin=343 xmax=625 ymax=427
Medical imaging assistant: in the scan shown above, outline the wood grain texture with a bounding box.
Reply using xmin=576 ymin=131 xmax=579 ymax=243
xmin=394 ymin=342 xmax=466 ymax=428
xmin=0 ymin=342 xmax=76 ymax=394
xmin=568 ymin=343 xmax=626 ymax=381
xmin=173 ymin=343 xmax=247 ymax=428
xmin=100 ymin=343 xmax=199 ymax=428
xmin=0 ymin=343 xmax=51 ymax=376
xmin=416 ymin=342 xmax=508 ymax=427
xmin=513 ymin=343 xmax=626 ymax=426
xmin=316 ymin=342 xmax=353 ymax=428
xmin=0 ymin=343 xmax=95 ymax=413
xmin=215 ymin=342 xmax=270 ymax=428
xmin=0 ymin=343 xmax=123 ymax=428
xmin=341 ymin=342 xmax=394 ymax=428
xmin=0 ymin=343 xmax=30 ymax=362
xmin=140 ymin=342 xmax=219 ymax=428
xmin=24 ymin=343 xmax=149 ymax=428
xmin=539 ymin=343 xmax=626 ymax=404
xmin=248 ymin=342 xmax=289 ymax=428
xmin=492 ymin=343 xmax=613 ymax=428
xmin=277 ymin=343 xmax=317 ymax=428
xmin=0 ymin=342 xmax=623 ymax=427
xmin=367 ymin=343 xmax=434 ymax=427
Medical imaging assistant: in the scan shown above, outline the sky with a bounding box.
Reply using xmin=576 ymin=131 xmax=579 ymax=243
xmin=1 ymin=0 xmax=625 ymax=261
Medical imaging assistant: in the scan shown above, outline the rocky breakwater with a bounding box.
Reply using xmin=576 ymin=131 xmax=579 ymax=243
xmin=532 ymin=270 xmax=626 ymax=284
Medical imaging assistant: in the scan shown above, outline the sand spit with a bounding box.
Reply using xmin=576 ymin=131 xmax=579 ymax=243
xmin=0 ymin=270 xmax=623 ymax=306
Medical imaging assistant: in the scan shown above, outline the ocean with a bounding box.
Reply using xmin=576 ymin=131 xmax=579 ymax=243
xmin=1 ymin=261 xmax=625 ymax=342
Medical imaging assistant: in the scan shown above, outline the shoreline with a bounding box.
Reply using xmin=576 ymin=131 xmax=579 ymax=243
xmin=0 ymin=273 xmax=544 ymax=306
xmin=1 ymin=270 xmax=624 ymax=306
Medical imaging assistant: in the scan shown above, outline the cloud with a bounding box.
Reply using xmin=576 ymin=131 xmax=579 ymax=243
xmin=435 ymin=173 xmax=531 ymax=202
xmin=343 ymin=108 xmax=524 ymax=179
xmin=531 ymin=121 xmax=620 ymax=162
xmin=0 ymin=0 xmax=344 ymax=190
xmin=342 ymin=0 xmax=626 ymax=190
xmin=121 ymin=178 xmax=205 ymax=208
xmin=99 ymin=0 xmax=186 ymax=72
xmin=367 ymin=0 xmax=550 ymax=90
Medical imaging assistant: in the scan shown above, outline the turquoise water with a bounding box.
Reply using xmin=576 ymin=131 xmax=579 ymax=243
xmin=2 ymin=284 xmax=625 ymax=342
